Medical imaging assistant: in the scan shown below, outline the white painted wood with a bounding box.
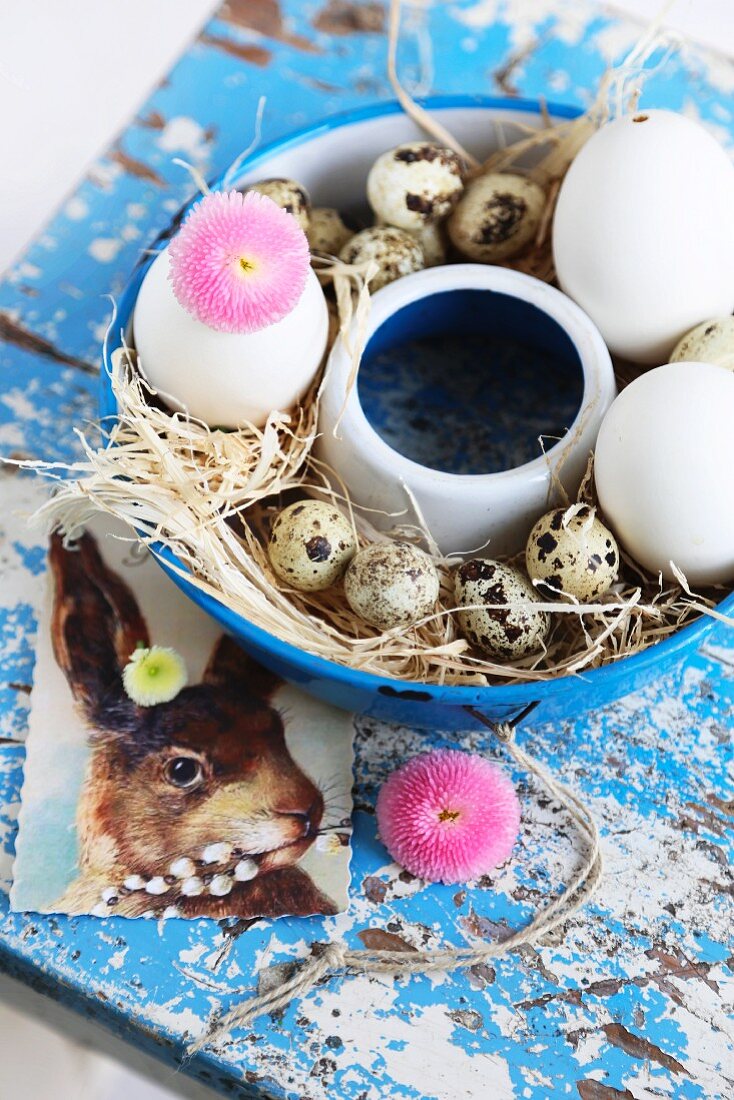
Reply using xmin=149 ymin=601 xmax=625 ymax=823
xmin=609 ymin=0 xmax=734 ymax=57
xmin=0 ymin=0 xmax=217 ymax=274
xmin=0 ymin=975 xmax=217 ymax=1099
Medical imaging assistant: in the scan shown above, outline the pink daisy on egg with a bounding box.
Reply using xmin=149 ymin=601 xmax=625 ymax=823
xmin=376 ymin=749 xmax=521 ymax=885
xmin=168 ymin=189 xmax=310 ymax=334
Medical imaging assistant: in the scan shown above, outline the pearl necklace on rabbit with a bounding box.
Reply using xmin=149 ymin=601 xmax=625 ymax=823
xmin=91 ymin=842 xmax=259 ymax=918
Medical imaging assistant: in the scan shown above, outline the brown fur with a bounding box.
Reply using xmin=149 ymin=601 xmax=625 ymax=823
xmin=50 ymin=532 xmax=337 ymax=918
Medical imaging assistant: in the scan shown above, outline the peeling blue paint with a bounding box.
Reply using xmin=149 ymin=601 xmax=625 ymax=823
xmin=0 ymin=2 xmax=732 ymax=1097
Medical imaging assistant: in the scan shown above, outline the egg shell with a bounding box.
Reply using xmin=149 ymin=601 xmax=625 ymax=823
xmin=374 ymin=217 xmax=447 ymax=268
xmin=268 ymin=500 xmax=356 ymax=592
xmin=453 ymin=559 xmax=550 ymax=659
xmin=133 ymin=249 xmax=328 ymax=429
xmin=594 ymin=361 xmax=734 ymax=585
xmin=411 ymin=221 xmax=447 ymax=267
xmin=307 ymin=207 xmax=353 ymax=255
xmin=525 ymin=506 xmax=619 ymax=601
xmin=344 ymin=542 xmax=440 ymax=630
xmin=367 ymin=142 xmax=464 ymax=231
xmin=340 ymin=226 xmax=425 ymax=292
xmin=247 ymin=178 xmax=311 ymax=230
xmin=447 ymin=173 xmax=545 ymax=263
xmin=553 ymin=110 xmax=734 ymax=365
xmin=671 ymin=317 xmax=734 ymax=372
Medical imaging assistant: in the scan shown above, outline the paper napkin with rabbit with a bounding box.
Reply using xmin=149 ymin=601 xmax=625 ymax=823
xmin=11 ymin=517 xmax=354 ymax=920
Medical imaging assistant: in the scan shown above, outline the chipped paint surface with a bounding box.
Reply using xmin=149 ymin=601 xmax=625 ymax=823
xmin=0 ymin=2 xmax=732 ymax=1097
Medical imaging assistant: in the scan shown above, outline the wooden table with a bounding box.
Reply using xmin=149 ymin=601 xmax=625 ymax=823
xmin=0 ymin=2 xmax=732 ymax=1096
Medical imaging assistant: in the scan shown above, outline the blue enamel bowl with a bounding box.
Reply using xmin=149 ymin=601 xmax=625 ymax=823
xmin=101 ymin=96 xmax=734 ymax=732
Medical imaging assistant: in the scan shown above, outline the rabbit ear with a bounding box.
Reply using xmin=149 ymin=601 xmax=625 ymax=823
xmin=203 ymin=635 xmax=282 ymax=702
xmin=49 ymin=531 xmax=150 ymax=724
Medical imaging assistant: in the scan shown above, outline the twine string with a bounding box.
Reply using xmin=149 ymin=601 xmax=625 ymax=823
xmin=189 ymin=720 xmax=602 ymax=1054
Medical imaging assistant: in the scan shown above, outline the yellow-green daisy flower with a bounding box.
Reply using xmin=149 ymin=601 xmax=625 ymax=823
xmin=122 ymin=645 xmax=188 ymax=707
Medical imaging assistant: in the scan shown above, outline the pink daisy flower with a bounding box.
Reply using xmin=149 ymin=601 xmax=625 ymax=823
xmin=168 ymin=189 xmax=310 ymax=334
xmin=376 ymin=749 xmax=521 ymax=885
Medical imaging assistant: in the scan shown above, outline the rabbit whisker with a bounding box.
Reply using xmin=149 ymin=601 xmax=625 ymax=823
xmin=315 ymin=770 xmax=347 ymax=790
xmin=323 ymin=800 xmax=352 ymax=818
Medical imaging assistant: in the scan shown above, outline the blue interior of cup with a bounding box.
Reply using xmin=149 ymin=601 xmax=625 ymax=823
xmin=358 ymin=288 xmax=584 ymax=475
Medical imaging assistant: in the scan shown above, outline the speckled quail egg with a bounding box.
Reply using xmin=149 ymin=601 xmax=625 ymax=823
xmin=268 ymin=500 xmax=356 ymax=591
xmin=344 ymin=542 xmax=440 ymax=630
xmin=374 ymin=217 xmax=447 ymax=267
xmin=412 ymin=221 xmax=447 ymax=267
xmin=525 ymin=506 xmax=619 ymax=602
xmin=247 ymin=178 xmax=311 ymax=230
xmin=339 ymin=226 xmax=425 ymax=292
xmin=447 ymin=172 xmax=545 ymax=263
xmin=671 ymin=317 xmax=734 ymax=371
xmin=367 ymin=142 xmax=465 ymax=232
xmin=307 ymin=207 xmax=353 ymax=256
xmin=453 ymin=559 xmax=550 ymax=660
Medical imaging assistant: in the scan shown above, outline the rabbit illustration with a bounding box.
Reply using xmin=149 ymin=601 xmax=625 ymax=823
xmin=49 ymin=531 xmax=338 ymax=919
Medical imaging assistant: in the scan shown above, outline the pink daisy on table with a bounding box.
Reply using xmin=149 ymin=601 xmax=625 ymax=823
xmin=167 ymin=189 xmax=310 ymax=334
xmin=376 ymin=749 xmax=521 ymax=885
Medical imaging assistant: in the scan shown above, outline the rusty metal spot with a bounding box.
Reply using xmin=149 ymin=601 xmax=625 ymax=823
xmin=200 ymin=30 xmax=272 ymax=67
xmin=313 ymin=1 xmax=385 ymax=36
xmin=603 ymin=1022 xmax=689 ymax=1076
xmin=0 ymin=312 xmax=97 ymax=375
xmin=362 ymin=876 xmax=388 ymax=904
xmin=109 ymin=149 xmax=166 ymax=188
xmin=221 ymin=0 xmax=319 ymax=52
xmin=577 ymin=1083 xmax=636 ymax=1100
xmin=137 ymin=110 xmax=166 ymax=130
xmin=357 ymin=928 xmax=417 ymax=952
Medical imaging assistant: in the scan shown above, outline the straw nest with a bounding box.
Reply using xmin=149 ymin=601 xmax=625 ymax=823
xmin=35 ymin=306 xmax=724 ymax=690
xmin=28 ymin=24 xmax=731 ymax=688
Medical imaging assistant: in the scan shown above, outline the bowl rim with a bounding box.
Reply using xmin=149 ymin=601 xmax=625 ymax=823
xmin=103 ymin=93 xmax=734 ymax=709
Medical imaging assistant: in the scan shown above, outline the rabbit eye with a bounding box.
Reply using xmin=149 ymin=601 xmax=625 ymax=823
xmin=164 ymin=756 xmax=204 ymax=789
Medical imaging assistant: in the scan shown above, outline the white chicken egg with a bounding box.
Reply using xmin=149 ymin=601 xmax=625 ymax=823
xmin=594 ymin=361 xmax=734 ymax=585
xmin=133 ymin=249 xmax=328 ymax=429
xmin=553 ymin=110 xmax=734 ymax=364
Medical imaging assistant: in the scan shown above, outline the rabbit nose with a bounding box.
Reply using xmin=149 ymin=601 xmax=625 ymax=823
xmin=277 ymin=801 xmax=320 ymax=838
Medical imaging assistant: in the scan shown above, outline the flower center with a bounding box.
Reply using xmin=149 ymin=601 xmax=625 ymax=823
xmin=238 ymin=255 xmax=257 ymax=275
xmin=438 ymin=807 xmax=460 ymax=823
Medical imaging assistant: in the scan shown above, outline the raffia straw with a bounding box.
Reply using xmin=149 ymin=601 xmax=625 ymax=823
xmin=387 ymin=0 xmax=480 ymax=169
xmin=24 ymin=374 xmax=729 ymax=689
xmin=20 ymin=332 xmax=730 ymax=688
xmin=475 ymin=19 xmax=678 ymax=283
xmin=171 ymin=158 xmax=211 ymax=197
xmin=187 ymin=718 xmax=602 ymax=1052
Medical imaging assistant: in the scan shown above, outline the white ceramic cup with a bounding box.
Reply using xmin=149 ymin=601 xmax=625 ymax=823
xmin=316 ymin=264 xmax=616 ymax=557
